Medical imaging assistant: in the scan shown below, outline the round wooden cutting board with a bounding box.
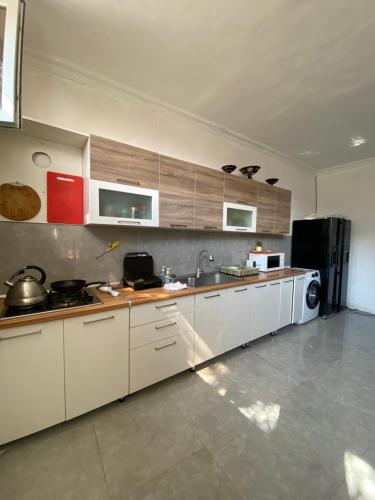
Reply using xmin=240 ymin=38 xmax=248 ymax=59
xmin=0 ymin=183 xmax=41 ymax=221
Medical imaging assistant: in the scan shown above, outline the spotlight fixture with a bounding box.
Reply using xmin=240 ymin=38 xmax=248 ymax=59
xmin=240 ymin=165 xmax=261 ymax=179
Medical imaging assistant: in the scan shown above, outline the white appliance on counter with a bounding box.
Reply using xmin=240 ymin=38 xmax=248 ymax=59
xmin=248 ymin=252 xmax=285 ymax=272
xmin=223 ymin=202 xmax=257 ymax=232
xmin=85 ymin=179 xmax=159 ymax=226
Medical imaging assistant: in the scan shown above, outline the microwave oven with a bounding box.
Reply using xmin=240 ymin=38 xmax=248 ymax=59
xmin=248 ymin=252 xmax=285 ymax=272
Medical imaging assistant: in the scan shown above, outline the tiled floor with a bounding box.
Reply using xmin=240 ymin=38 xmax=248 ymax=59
xmin=1 ymin=310 xmax=375 ymax=499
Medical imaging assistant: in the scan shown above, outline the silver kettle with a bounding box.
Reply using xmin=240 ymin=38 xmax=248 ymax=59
xmin=4 ymin=265 xmax=47 ymax=307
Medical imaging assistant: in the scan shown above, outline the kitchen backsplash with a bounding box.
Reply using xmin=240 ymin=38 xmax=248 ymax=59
xmin=0 ymin=222 xmax=291 ymax=293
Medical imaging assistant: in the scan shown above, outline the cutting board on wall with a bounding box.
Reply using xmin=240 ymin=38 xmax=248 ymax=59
xmin=47 ymin=172 xmax=83 ymax=224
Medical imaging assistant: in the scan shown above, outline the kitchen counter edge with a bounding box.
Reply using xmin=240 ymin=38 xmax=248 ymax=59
xmin=0 ymin=269 xmax=305 ymax=329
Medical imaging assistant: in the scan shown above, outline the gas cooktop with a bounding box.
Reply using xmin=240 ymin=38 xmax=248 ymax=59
xmin=0 ymin=289 xmax=103 ymax=319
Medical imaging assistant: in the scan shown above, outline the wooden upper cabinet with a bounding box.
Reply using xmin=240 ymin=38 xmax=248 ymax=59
xmin=256 ymin=182 xmax=276 ymax=233
xmin=159 ymin=156 xmax=195 ymax=229
xmin=90 ymin=135 xmax=159 ymax=190
xmin=274 ymin=187 xmax=291 ymax=234
xmin=223 ymin=175 xmax=257 ymax=206
xmin=195 ymin=166 xmax=224 ymax=230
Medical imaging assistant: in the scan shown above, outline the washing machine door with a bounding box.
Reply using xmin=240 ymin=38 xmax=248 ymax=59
xmin=306 ymin=280 xmax=320 ymax=309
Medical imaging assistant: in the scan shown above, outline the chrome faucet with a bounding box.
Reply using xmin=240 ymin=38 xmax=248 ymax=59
xmin=196 ymin=249 xmax=214 ymax=278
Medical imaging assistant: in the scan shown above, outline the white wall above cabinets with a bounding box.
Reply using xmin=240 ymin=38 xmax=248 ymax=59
xmin=0 ymin=320 xmax=65 ymax=445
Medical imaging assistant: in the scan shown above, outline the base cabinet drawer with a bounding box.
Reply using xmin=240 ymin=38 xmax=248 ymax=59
xmin=0 ymin=320 xmax=65 ymax=445
xmin=130 ymin=312 xmax=194 ymax=349
xmin=64 ymin=309 xmax=129 ymax=420
xmin=130 ymin=331 xmax=193 ymax=393
xmin=130 ymin=296 xmax=194 ymax=327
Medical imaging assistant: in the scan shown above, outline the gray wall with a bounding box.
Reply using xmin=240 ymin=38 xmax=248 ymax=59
xmin=0 ymin=222 xmax=291 ymax=293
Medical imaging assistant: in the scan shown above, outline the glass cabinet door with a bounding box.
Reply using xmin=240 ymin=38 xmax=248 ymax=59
xmin=88 ymin=179 xmax=159 ymax=226
xmin=227 ymin=207 xmax=254 ymax=228
xmin=98 ymin=188 xmax=152 ymax=221
xmin=0 ymin=0 xmax=24 ymax=128
xmin=223 ymin=202 xmax=257 ymax=232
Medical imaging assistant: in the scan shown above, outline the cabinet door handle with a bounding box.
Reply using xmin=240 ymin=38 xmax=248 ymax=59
xmin=155 ymin=322 xmax=177 ymax=330
xmin=235 ymin=228 xmax=247 ymax=231
xmin=204 ymin=293 xmax=221 ymax=299
xmin=0 ymin=329 xmax=42 ymax=341
xmin=284 ymin=279 xmax=293 ymax=283
xmin=117 ymin=220 xmax=141 ymax=224
xmin=116 ymin=178 xmax=140 ymax=186
xmin=297 ymin=277 xmax=304 ymax=281
xmin=154 ymin=341 xmax=177 ymax=351
xmin=234 ymin=288 xmax=248 ymax=293
xmin=270 ymin=282 xmax=280 ymax=286
xmin=255 ymin=284 xmax=267 ymax=289
xmin=155 ymin=302 xmax=177 ymax=309
xmin=83 ymin=315 xmax=114 ymax=325
xmin=203 ymin=226 xmax=218 ymax=230
xmin=170 ymin=224 xmax=188 ymax=228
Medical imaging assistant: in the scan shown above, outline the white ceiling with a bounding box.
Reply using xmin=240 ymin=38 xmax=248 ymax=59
xmin=24 ymin=0 xmax=375 ymax=169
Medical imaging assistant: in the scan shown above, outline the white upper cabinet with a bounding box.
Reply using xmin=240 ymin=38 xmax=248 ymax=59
xmin=0 ymin=0 xmax=24 ymax=128
xmin=223 ymin=202 xmax=257 ymax=232
xmin=85 ymin=179 xmax=159 ymax=226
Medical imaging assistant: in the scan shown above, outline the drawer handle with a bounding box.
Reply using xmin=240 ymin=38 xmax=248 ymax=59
xmin=155 ymin=321 xmax=177 ymax=330
xmin=270 ymin=283 xmax=280 ymax=286
xmin=203 ymin=226 xmax=218 ymax=230
xmin=155 ymin=302 xmax=177 ymax=309
xmin=255 ymin=284 xmax=267 ymax=289
xmin=204 ymin=293 xmax=221 ymax=299
xmin=84 ymin=315 xmax=114 ymax=325
xmin=170 ymin=224 xmax=188 ymax=228
xmin=0 ymin=329 xmax=42 ymax=341
xmin=116 ymin=178 xmax=140 ymax=186
xmin=117 ymin=220 xmax=141 ymax=224
xmin=154 ymin=341 xmax=177 ymax=351
xmin=234 ymin=288 xmax=248 ymax=293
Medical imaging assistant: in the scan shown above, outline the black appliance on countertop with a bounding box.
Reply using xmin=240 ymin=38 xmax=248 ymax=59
xmin=123 ymin=252 xmax=162 ymax=290
xmin=0 ymin=289 xmax=102 ymax=319
xmin=291 ymin=217 xmax=351 ymax=317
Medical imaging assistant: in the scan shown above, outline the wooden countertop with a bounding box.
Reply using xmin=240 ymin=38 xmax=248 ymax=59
xmin=0 ymin=268 xmax=304 ymax=329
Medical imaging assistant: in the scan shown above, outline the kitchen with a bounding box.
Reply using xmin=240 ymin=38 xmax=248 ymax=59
xmin=1 ymin=2 xmax=375 ymax=500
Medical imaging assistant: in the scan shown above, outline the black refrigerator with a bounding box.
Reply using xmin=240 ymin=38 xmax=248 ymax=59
xmin=291 ymin=217 xmax=351 ymax=317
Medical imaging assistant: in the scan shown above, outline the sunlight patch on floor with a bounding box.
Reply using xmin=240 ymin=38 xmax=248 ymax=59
xmin=238 ymin=401 xmax=280 ymax=433
xmin=345 ymin=451 xmax=375 ymax=499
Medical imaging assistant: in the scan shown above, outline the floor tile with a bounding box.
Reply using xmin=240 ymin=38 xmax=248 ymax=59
xmin=0 ymin=416 xmax=109 ymax=500
xmin=128 ymin=448 xmax=241 ymax=500
xmin=93 ymin=387 xmax=202 ymax=497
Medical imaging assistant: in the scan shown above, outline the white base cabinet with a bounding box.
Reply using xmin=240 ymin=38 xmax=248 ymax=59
xmin=279 ymin=278 xmax=294 ymax=328
xmin=251 ymin=280 xmax=281 ymax=339
xmin=64 ymin=309 xmax=129 ymax=420
xmin=292 ymin=275 xmax=305 ymax=324
xmin=129 ymin=298 xmax=194 ymax=393
xmin=194 ymin=290 xmax=226 ymax=365
xmin=0 ymin=320 xmax=65 ymax=445
xmin=222 ymin=285 xmax=252 ymax=352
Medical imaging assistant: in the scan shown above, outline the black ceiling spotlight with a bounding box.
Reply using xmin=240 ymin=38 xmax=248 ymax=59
xmin=221 ymin=165 xmax=237 ymax=174
xmin=240 ymin=165 xmax=261 ymax=179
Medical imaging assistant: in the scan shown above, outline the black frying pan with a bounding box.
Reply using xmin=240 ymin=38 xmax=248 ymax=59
xmin=50 ymin=280 xmax=106 ymax=294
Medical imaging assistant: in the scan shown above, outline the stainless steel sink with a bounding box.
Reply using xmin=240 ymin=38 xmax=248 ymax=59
xmin=178 ymin=272 xmax=241 ymax=288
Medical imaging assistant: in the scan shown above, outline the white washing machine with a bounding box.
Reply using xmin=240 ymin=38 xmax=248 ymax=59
xmin=293 ymin=269 xmax=321 ymax=324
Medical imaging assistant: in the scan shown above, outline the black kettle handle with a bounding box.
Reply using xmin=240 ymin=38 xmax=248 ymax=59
xmin=10 ymin=265 xmax=47 ymax=285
